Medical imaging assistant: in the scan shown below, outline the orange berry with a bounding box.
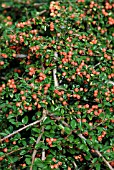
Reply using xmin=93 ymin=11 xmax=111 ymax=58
xmin=13 ymin=141 xmax=16 ymax=145
xmin=54 ymin=164 xmax=58 ymax=169
xmin=0 ymin=157 xmax=3 ymax=161
xmin=21 ymin=96 xmax=26 ymax=101
xmin=52 ymin=157 xmax=56 ymax=162
xmin=62 ymin=101 xmax=68 ymax=105
xmin=5 ymin=138 xmax=9 ymax=143
xmin=50 ymin=165 xmax=54 ymax=169
xmin=98 ymin=136 xmax=102 ymax=141
xmin=58 ymin=161 xmax=62 ymax=165
xmin=22 ymin=163 xmax=26 ymax=167
xmin=46 ymin=138 xmax=49 ymax=142
xmin=3 ymin=148 xmax=7 ymax=153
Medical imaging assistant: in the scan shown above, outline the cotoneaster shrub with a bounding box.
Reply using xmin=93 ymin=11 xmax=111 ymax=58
xmin=0 ymin=0 xmax=114 ymax=169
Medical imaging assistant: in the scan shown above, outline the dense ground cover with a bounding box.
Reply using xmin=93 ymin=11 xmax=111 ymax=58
xmin=0 ymin=0 xmax=114 ymax=169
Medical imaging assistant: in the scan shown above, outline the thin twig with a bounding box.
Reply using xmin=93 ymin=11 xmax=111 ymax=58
xmin=107 ymin=81 xmax=114 ymax=86
xmin=90 ymin=119 xmax=108 ymax=130
xmin=1 ymin=147 xmax=25 ymax=158
xmin=0 ymin=111 xmax=46 ymax=143
xmin=0 ymin=76 xmax=6 ymax=80
xmin=42 ymin=148 xmax=46 ymax=161
xmin=68 ymin=0 xmax=72 ymax=6
xmin=53 ymin=52 xmax=59 ymax=87
xmin=1 ymin=145 xmax=33 ymax=158
xmin=53 ymin=67 xmax=59 ymax=87
xmin=1 ymin=2 xmax=46 ymax=8
xmin=94 ymin=62 xmax=101 ymax=68
xmin=33 ymin=3 xmax=47 ymax=7
xmin=0 ymin=54 xmax=27 ymax=58
xmin=41 ymin=138 xmax=46 ymax=161
xmin=73 ymin=161 xmax=78 ymax=169
xmin=95 ymin=150 xmax=114 ymax=170
xmin=15 ymin=54 xmax=27 ymax=58
xmin=30 ymin=126 xmax=44 ymax=170
xmin=38 ymin=10 xmax=47 ymax=15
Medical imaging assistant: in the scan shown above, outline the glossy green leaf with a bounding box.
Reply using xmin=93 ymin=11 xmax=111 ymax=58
xmin=22 ymin=116 xmax=28 ymax=124
xmin=71 ymin=119 xmax=76 ymax=129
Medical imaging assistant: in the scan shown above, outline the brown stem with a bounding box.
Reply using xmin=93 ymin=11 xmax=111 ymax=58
xmin=41 ymin=148 xmax=46 ymax=161
xmin=1 ymin=147 xmax=25 ymax=158
xmin=38 ymin=10 xmax=47 ymax=15
xmin=90 ymin=119 xmax=108 ymax=130
xmin=15 ymin=54 xmax=27 ymax=58
xmin=95 ymin=150 xmax=113 ymax=170
xmin=53 ymin=52 xmax=59 ymax=87
xmin=107 ymin=81 xmax=114 ymax=86
xmin=0 ymin=54 xmax=27 ymax=58
xmin=1 ymin=2 xmax=47 ymax=9
xmin=0 ymin=110 xmax=46 ymax=143
xmin=33 ymin=3 xmax=47 ymax=7
xmin=73 ymin=161 xmax=77 ymax=168
xmin=53 ymin=67 xmax=59 ymax=87
xmin=1 ymin=145 xmax=33 ymax=158
xmin=94 ymin=62 xmax=101 ymax=68
xmin=30 ymin=126 xmax=44 ymax=170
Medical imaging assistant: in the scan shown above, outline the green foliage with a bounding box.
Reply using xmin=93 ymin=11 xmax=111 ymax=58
xmin=0 ymin=0 xmax=114 ymax=169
